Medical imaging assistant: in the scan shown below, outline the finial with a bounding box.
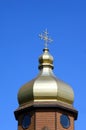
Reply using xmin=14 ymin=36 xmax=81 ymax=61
xmin=39 ymin=29 xmax=53 ymax=49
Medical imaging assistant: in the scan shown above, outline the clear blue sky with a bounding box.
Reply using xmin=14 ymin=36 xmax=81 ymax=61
xmin=0 ymin=0 xmax=86 ymax=130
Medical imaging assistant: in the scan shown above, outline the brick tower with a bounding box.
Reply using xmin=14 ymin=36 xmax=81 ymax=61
xmin=14 ymin=30 xmax=78 ymax=130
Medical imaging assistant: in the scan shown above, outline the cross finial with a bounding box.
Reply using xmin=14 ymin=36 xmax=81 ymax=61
xmin=39 ymin=29 xmax=53 ymax=48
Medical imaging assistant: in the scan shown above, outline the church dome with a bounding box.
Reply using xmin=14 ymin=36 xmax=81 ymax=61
xmin=18 ymin=48 xmax=74 ymax=106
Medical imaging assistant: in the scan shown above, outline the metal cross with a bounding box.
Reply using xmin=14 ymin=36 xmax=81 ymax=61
xmin=39 ymin=29 xmax=53 ymax=48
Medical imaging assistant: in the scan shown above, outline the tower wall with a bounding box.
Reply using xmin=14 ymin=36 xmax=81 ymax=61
xmin=16 ymin=107 xmax=75 ymax=130
xmin=35 ymin=110 xmax=55 ymax=130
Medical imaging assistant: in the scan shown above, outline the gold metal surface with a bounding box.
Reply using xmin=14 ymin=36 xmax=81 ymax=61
xmin=33 ymin=67 xmax=74 ymax=104
xmin=39 ymin=48 xmax=54 ymax=69
xmin=18 ymin=47 xmax=74 ymax=106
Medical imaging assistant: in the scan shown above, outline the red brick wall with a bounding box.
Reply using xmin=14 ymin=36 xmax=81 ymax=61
xmin=35 ymin=109 xmax=74 ymax=130
xmin=35 ymin=111 xmax=56 ymax=130
xmin=17 ymin=109 xmax=74 ymax=130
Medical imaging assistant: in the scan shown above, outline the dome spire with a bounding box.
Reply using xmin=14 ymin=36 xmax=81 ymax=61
xmin=38 ymin=29 xmax=54 ymax=70
xmin=39 ymin=29 xmax=53 ymax=49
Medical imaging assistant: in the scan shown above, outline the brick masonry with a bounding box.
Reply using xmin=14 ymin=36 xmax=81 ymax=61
xmin=35 ymin=111 xmax=55 ymax=130
xmin=17 ymin=108 xmax=74 ymax=130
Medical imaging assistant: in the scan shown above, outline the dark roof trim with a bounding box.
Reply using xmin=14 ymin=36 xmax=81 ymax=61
xmin=14 ymin=103 xmax=78 ymax=120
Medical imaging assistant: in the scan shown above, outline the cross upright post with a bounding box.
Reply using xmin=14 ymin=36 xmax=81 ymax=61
xmin=39 ymin=29 xmax=53 ymax=49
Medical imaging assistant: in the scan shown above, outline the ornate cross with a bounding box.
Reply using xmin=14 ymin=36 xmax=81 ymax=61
xmin=39 ymin=29 xmax=53 ymax=48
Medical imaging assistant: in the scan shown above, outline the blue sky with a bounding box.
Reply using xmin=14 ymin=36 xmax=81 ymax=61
xmin=0 ymin=0 xmax=86 ymax=130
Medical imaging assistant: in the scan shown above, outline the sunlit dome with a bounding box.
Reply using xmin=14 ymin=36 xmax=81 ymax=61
xmin=18 ymin=47 xmax=74 ymax=106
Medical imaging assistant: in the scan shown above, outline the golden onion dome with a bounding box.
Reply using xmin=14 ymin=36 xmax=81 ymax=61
xmin=18 ymin=48 xmax=74 ymax=107
xmin=39 ymin=48 xmax=54 ymax=69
